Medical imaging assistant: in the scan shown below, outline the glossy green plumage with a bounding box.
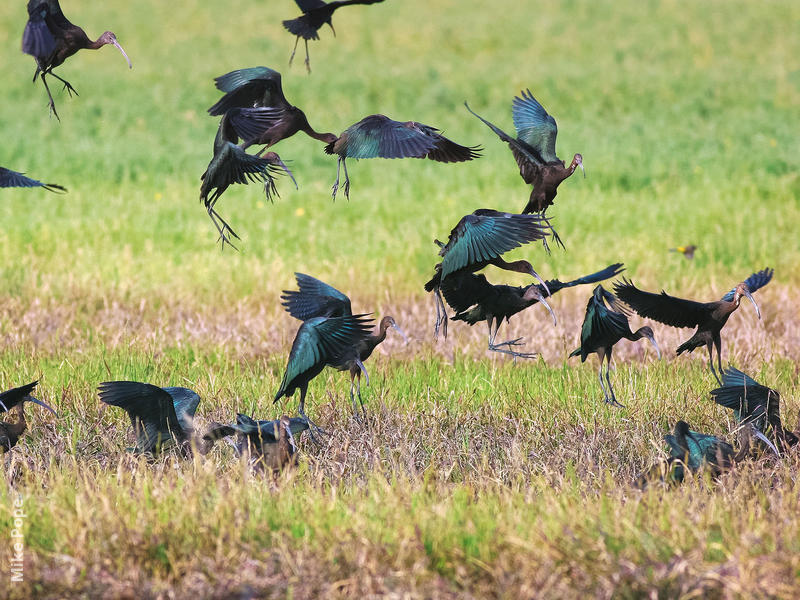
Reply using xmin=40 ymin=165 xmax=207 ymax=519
xmin=512 ymin=89 xmax=559 ymax=163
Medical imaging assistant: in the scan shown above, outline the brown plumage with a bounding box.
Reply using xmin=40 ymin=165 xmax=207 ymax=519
xmin=0 ymin=381 xmax=58 ymax=452
xmin=614 ymin=269 xmax=773 ymax=384
xmin=22 ymin=0 xmax=132 ymax=120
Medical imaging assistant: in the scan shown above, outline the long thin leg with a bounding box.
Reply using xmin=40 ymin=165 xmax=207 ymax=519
xmin=714 ymin=334 xmax=723 ymax=378
xmin=540 ymin=210 xmax=565 ymax=251
xmin=349 ymin=370 xmax=358 ymax=418
xmin=331 ymin=157 xmax=342 ymax=200
xmin=342 ymin=158 xmax=351 ymax=200
xmin=596 ymin=348 xmax=608 ymax=402
xmin=356 ymin=373 xmax=366 ymax=419
xmin=207 ymin=207 xmax=240 ymax=251
xmin=433 ymin=287 xmax=449 ymax=339
xmin=297 ymin=385 xmax=329 ymax=443
xmin=289 ymin=36 xmax=300 ymax=66
xmin=47 ymin=70 xmax=78 ymax=97
xmin=40 ymin=72 xmax=60 ymax=121
xmin=707 ymin=342 xmax=721 ymax=385
xmin=604 ymin=350 xmax=624 ymax=408
xmin=304 ymin=39 xmax=311 ymax=73
xmin=488 ymin=318 xmax=537 ymax=359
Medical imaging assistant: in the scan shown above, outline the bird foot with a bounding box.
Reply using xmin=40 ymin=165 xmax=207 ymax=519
xmin=493 ymin=336 xmax=526 ymax=348
xmin=604 ymin=397 xmax=625 ymax=408
xmin=330 ymin=182 xmax=339 ymax=201
xmin=489 ymin=344 xmax=538 ymax=360
xmin=62 ymin=82 xmax=79 ymax=97
xmin=304 ymin=56 xmax=311 ymax=74
xmin=47 ymin=100 xmax=61 ymax=122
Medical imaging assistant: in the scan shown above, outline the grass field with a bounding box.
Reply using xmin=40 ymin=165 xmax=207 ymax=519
xmin=1 ymin=0 xmax=800 ymax=597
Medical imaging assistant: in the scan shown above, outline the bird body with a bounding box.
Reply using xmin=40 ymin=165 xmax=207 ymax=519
xmin=0 ymin=381 xmax=57 ymax=452
xmin=1 ymin=166 xmax=66 ymax=193
xmin=200 ymin=111 xmax=294 ymax=249
xmin=98 ymin=381 xmax=206 ymax=456
xmin=670 ymin=245 xmax=697 ymax=260
xmin=204 ymin=414 xmax=308 ymax=472
xmin=281 ymin=274 xmax=406 ymax=416
xmin=208 ymin=67 xmax=287 ymax=116
xmin=324 ymin=114 xmax=481 ymax=199
xmin=613 ymin=269 xmax=772 ymax=383
xmin=231 ymin=105 xmax=337 ymax=151
xmin=275 ymin=314 xmax=374 ymax=432
xmin=283 ymin=0 xmax=386 ymax=71
xmin=465 ymin=90 xmax=582 ymax=246
xmin=22 ymin=0 xmax=131 ymax=119
xmin=569 ymin=285 xmax=660 ymax=406
xmin=424 ymin=209 xmax=550 ymax=338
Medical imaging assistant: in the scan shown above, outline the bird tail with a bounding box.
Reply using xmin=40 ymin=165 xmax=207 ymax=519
xmin=324 ymin=140 xmax=336 ymax=155
xmin=551 ymin=263 xmax=625 ymax=294
xmin=676 ymin=338 xmax=703 ymax=355
xmin=568 ymin=347 xmax=582 ymax=359
xmin=22 ymin=18 xmax=56 ymax=58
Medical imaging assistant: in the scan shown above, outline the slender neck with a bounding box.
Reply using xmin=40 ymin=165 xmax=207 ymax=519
xmin=491 ymin=257 xmax=532 ymax=275
xmin=4 ymin=405 xmax=26 ymax=438
xmin=86 ymin=37 xmax=107 ymax=50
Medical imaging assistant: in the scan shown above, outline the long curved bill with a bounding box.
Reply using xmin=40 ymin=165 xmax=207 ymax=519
xmin=283 ymin=422 xmax=298 ymax=454
xmin=646 ymin=334 xmax=662 ymax=360
xmin=744 ymin=289 xmax=761 ymax=320
xmin=391 ymin=323 xmax=409 ymax=344
xmin=0 ymin=400 xmax=8 ymax=412
xmin=28 ymin=396 xmax=58 ymax=417
xmin=274 ymin=155 xmax=298 ymax=189
xmin=113 ymin=40 xmax=132 ymax=69
xmin=539 ymin=295 xmax=557 ymax=327
xmin=578 ymin=159 xmax=586 ymax=178
xmin=527 ymin=266 xmax=550 ymax=297
xmin=752 ymin=429 xmax=779 ymax=456
xmin=355 ymin=358 xmax=370 ymax=386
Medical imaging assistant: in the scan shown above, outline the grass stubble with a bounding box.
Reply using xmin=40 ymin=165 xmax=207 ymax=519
xmin=1 ymin=0 xmax=799 ymax=597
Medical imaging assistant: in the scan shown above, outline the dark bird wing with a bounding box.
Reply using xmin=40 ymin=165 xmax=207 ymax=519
xmin=721 ymin=268 xmax=774 ymax=301
xmin=200 ymin=143 xmax=281 ymax=205
xmin=512 ymin=90 xmax=560 ymax=163
xmin=464 ymin=102 xmax=545 ymax=168
xmin=0 ymin=167 xmax=66 ymax=193
xmin=208 ymin=67 xmax=287 ymax=116
xmin=294 ymin=0 xmax=329 ymax=12
xmin=710 ymin=366 xmax=776 ymax=425
xmin=613 ymin=278 xmax=709 ymax=328
xmin=226 ymin=107 xmax=286 ymax=144
xmin=0 ymin=381 xmax=39 ymax=413
xmin=281 ymin=273 xmax=353 ymax=321
xmin=22 ymin=1 xmax=56 ymax=58
xmin=439 ymin=210 xmax=548 ymax=280
xmin=162 ymin=387 xmax=201 ymax=433
xmin=440 ymin=271 xmax=495 ymax=314
xmin=544 ymin=263 xmax=624 ymax=296
xmin=98 ymin=381 xmax=185 ymax=453
xmin=571 ymin=289 xmax=631 ymax=361
xmin=275 ymin=315 xmax=374 ymax=401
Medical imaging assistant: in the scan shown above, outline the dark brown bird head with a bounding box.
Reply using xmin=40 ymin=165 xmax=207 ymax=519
xmin=634 ymin=326 xmax=661 ymax=359
xmin=522 ymin=285 xmax=557 ymax=326
xmin=98 ymin=32 xmax=132 ymax=69
xmin=379 ymin=316 xmax=409 ymax=343
xmin=320 ymin=133 xmax=338 ymax=144
xmin=732 ymin=283 xmax=761 ymax=319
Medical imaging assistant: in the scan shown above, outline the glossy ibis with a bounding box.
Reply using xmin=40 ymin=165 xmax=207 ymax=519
xmin=711 ymin=367 xmax=796 ymax=454
xmin=0 ymin=381 xmax=58 ymax=452
xmin=22 ymin=0 xmax=132 ymax=120
xmin=201 ymin=110 xmax=296 ymax=249
xmin=324 ymin=114 xmax=481 ymax=199
xmin=281 ymin=273 xmax=407 ymax=416
xmin=275 ymin=314 xmax=374 ymax=436
xmin=443 ymin=264 xmax=624 ymax=359
xmin=465 ymin=90 xmax=583 ymax=249
xmin=1 ymin=167 xmax=66 ymax=192
xmin=670 ymin=245 xmax=697 ymax=260
xmin=635 ymin=420 xmax=735 ymax=488
xmin=98 ymin=381 xmax=209 ymax=456
xmin=569 ymin=284 xmax=661 ymax=407
xmin=208 ymin=67 xmax=337 ymax=152
xmin=283 ymin=0 xmax=386 ymax=72
xmin=424 ymin=209 xmax=550 ymax=338
xmin=614 ymin=268 xmax=773 ymax=384
xmin=204 ymin=414 xmax=308 ymax=473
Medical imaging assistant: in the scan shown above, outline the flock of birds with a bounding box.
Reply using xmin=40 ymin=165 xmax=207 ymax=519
xmin=2 ymin=1 xmax=796 ymax=483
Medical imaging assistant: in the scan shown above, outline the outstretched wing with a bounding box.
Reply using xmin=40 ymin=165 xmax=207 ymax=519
xmin=98 ymin=381 xmax=184 ymax=454
xmin=512 ymin=89 xmax=559 ymax=163
xmin=721 ymin=268 xmax=774 ymax=301
xmin=710 ymin=366 xmax=776 ymax=424
xmin=464 ymin=101 xmax=545 ymax=168
xmin=0 ymin=167 xmax=66 ymax=193
xmin=208 ymin=67 xmax=287 ymax=115
xmin=281 ymin=273 xmax=352 ymax=321
xmin=439 ymin=210 xmax=549 ymax=280
xmin=22 ymin=2 xmax=56 ymax=58
xmin=440 ymin=271 xmax=495 ymax=314
xmin=613 ymin=278 xmax=709 ymax=329
xmin=294 ymin=0 xmax=328 ymax=12
xmin=544 ymin=263 xmax=624 ymax=297
xmin=275 ymin=315 xmax=374 ymax=400
xmin=201 ymin=142 xmax=281 ymax=205
xmin=0 ymin=381 xmax=39 ymax=413
xmin=226 ymin=107 xmax=286 ymax=143
xmin=163 ymin=387 xmax=201 ymax=433
xmin=573 ymin=289 xmax=631 ymax=361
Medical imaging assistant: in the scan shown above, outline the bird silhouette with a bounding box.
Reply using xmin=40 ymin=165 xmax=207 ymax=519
xmin=1 ymin=166 xmax=66 ymax=193
xmin=22 ymin=0 xmax=132 ymax=120
xmin=0 ymin=381 xmax=58 ymax=452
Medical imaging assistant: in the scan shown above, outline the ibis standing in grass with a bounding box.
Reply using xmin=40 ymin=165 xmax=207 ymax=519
xmin=324 ymin=114 xmax=481 ymax=199
xmin=465 ymin=90 xmax=583 ymax=249
xmin=275 ymin=314 xmax=374 ymax=436
xmin=281 ymin=273 xmax=407 ymax=417
xmin=22 ymin=0 xmax=132 ymax=119
xmin=0 ymin=381 xmax=58 ymax=452
xmin=425 ymin=209 xmax=551 ymax=338
xmin=283 ymin=0 xmax=386 ymax=72
xmin=570 ymin=285 xmax=661 ymax=407
xmin=613 ymin=269 xmax=772 ymax=384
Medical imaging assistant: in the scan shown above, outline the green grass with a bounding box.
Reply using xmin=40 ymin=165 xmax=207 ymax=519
xmin=1 ymin=0 xmax=800 ymax=597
